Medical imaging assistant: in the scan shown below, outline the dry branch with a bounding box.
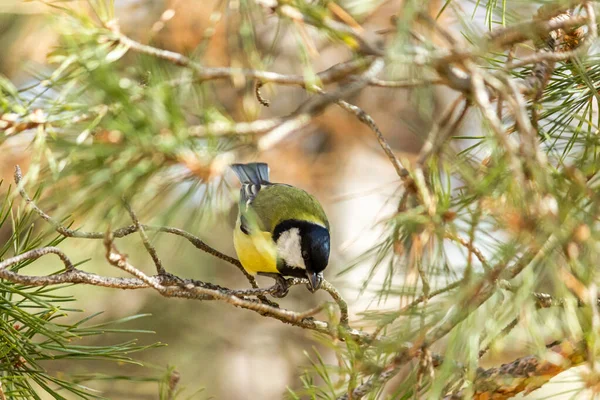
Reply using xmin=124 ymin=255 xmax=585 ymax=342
xmin=10 ymin=166 xmax=361 ymax=341
xmin=0 ymin=230 xmax=364 ymax=339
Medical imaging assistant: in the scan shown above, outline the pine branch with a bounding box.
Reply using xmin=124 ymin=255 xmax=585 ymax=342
xmin=340 ymin=225 xmax=577 ymax=399
xmin=447 ymin=339 xmax=587 ymax=400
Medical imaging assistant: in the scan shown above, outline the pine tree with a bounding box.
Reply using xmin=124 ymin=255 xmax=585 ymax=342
xmin=1 ymin=0 xmax=599 ymax=398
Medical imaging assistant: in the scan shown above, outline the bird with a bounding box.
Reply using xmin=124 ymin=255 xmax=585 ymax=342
xmin=230 ymin=162 xmax=330 ymax=296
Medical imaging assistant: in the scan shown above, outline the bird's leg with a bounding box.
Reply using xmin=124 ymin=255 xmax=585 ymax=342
xmin=257 ymin=272 xmax=290 ymax=298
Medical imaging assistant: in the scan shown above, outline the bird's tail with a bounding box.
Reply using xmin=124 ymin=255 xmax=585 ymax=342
xmin=230 ymin=163 xmax=270 ymax=185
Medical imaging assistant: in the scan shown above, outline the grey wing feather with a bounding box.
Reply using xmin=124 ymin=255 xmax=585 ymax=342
xmin=230 ymin=163 xmax=270 ymax=185
xmin=231 ymin=163 xmax=272 ymax=235
xmin=231 ymin=163 xmax=271 ymax=207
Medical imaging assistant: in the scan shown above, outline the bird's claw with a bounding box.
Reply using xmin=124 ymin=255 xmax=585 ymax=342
xmin=272 ymin=276 xmax=290 ymax=298
xmin=256 ymin=272 xmax=291 ymax=298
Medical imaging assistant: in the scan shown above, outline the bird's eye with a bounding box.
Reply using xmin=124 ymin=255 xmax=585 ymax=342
xmin=302 ymin=250 xmax=308 ymax=258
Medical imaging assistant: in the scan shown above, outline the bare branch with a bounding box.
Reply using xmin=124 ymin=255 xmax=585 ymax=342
xmin=334 ymin=99 xmax=408 ymax=180
xmin=0 ymin=247 xmax=74 ymax=272
xmin=11 ymin=167 xmax=365 ymax=341
xmin=14 ymin=166 xmax=256 ymax=285
xmin=321 ymin=280 xmax=349 ymax=326
xmin=365 ymin=77 xmax=444 ymax=88
xmin=0 ymin=243 xmax=368 ymax=342
xmin=124 ymin=201 xmax=165 ymax=275
xmin=0 ymin=248 xmax=147 ymax=289
xmin=188 ymin=118 xmax=283 ymax=137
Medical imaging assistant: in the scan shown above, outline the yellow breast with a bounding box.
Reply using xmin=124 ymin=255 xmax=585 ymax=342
xmin=233 ymin=219 xmax=278 ymax=275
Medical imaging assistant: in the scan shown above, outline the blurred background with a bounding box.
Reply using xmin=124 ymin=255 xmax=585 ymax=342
xmin=0 ymin=0 xmax=588 ymax=399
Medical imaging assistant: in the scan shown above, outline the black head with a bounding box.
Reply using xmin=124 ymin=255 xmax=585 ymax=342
xmin=301 ymin=223 xmax=330 ymax=292
xmin=273 ymin=220 xmax=330 ymax=292
xmin=300 ymin=223 xmax=330 ymax=274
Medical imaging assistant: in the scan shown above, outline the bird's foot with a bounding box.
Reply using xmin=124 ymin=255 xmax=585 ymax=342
xmin=272 ymin=276 xmax=290 ymax=298
xmin=258 ymin=273 xmax=290 ymax=298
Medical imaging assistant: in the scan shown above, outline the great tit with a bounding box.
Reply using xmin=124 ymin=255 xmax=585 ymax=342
xmin=231 ymin=162 xmax=330 ymax=293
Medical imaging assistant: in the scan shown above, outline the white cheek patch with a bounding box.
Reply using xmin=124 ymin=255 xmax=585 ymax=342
xmin=276 ymin=228 xmax=306 ymax=269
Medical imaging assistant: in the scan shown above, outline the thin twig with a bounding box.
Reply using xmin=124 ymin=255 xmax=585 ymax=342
xmin=124 ymin=201 xmax=165 ymax=275
xmin=0 ymin=247 xmax=75 ymax=272
xmin=478 ymin=317 xmax=520 ymax=358
xmin=255 ymin=81 xmax=270 ymax=107
xmin=334 ymin=99 xmax=408 ymax=179
xmin=321 ymin=280 xmax=349 ymax=326
xmin=365 ymin=77 xmax=444 ymax=88
xmin=188 ymin=117 xmax=283 ymax=137
xmin=445 ymin=233 xmax=491 ymax=270
xmin=416 ymin=96 xmax=468 ymax=166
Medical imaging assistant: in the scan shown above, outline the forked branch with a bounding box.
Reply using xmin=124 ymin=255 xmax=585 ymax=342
xmin=10 ymin=166 xmax=356 ymax=340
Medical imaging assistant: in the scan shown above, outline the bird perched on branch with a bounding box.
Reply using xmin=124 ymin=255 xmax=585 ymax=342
xmin=231 ymin=162 xmax=330 ymax=296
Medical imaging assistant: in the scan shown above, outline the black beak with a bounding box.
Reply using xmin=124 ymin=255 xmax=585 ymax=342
xmin=306 ymin=272 xmax=323 ymax=293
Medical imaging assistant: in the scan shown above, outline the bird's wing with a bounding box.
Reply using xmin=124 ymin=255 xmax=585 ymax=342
xmin=230 ymin=164 xmax=329 ymax=234
xmin=240 ymin=181 xmax=266 ymax=209
xmin=250 ymin=184 xmax=329 ymax=233
xmin=238 ymin=182 xmax=277 ymax=234
xmin=231 ymin=163 xmax=272 ymax=234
